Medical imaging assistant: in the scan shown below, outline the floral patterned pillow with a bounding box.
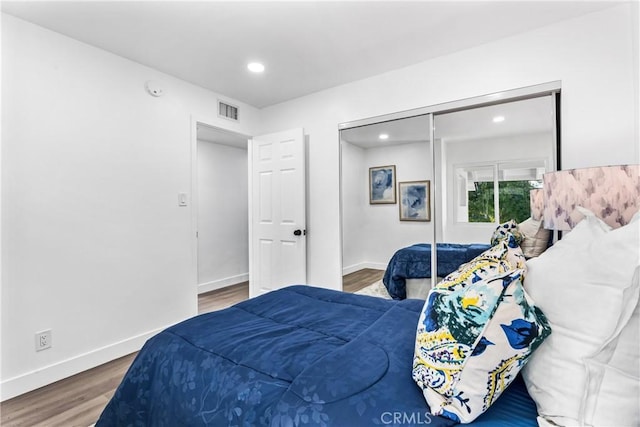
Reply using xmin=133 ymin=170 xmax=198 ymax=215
xmin=437 ymin=233 xmax=526 ymax=293
xmin=490 ymin=220 xmax=524 ymax=246
xmin=412 ymin=237 xmax=550 ymax=423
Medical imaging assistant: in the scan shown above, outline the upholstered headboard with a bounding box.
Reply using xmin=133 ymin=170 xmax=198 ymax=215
xmin=542 ymin=164 xmax=639 ymax=230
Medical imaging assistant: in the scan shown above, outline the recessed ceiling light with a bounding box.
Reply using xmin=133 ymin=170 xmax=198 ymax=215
xmin=247 ymin=62 xmax=265 ymax=73
xmin=379 ymin=133 xmax=389 ymax=140
xmin=493 ymin=116 xmax=505 ymax=123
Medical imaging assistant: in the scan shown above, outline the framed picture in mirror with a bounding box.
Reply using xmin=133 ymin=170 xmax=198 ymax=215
xmin=399 ymin=180 xmax=430 ymax=221
xmin=369 ymin=165 xmax=396 ymax=204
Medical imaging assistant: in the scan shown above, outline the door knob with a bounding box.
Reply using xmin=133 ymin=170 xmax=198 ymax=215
xmin=293 ymin=229 xmax=302 ymax=236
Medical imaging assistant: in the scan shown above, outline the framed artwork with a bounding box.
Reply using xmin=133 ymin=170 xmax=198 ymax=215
xmin=369 ymin=165 xmax=396 ymax=204
xmin=399 ymin=180 xmax=430 ymax=221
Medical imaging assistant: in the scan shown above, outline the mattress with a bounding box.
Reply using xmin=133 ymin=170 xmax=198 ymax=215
xmin=96 ymin=285 xmax=538 ymax=426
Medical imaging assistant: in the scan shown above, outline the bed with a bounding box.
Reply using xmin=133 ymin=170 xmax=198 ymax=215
xmin=96 ymin=285 xmax=538 ymax=426
xmin=382 ymin=243 xmax=490 ymax=299
xmin=96 ymin=216 xmax=639 ymax=426
xmin=97 ymin=165 xmax=640 ymax=427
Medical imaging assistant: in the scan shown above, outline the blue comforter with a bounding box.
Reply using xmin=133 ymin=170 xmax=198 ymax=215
xmin=383 ymin=243 xmax=490 ymax=299
xmin=96 ymin=286 xmax=537 ymax=426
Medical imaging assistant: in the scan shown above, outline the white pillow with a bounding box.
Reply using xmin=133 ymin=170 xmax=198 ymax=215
xmin=518 ymin=217 xmax=551 ymax=258
xmin=582 ymin=267 xmax=639 ymax=427
xmin=522 ymin=208 xmax=640 ymax=426
xmin=585 ymin=364 xmax=640 ymax=427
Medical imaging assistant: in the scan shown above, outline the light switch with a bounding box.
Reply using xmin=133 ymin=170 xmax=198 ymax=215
xmin=178 ymin=192 xmax=188 ymax=207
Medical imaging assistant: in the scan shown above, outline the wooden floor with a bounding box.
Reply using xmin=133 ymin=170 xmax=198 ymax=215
xmin=342 ymin=268 xmax=384 ymax=293
xmin=0 ymin=269 xmax=383 ymax=427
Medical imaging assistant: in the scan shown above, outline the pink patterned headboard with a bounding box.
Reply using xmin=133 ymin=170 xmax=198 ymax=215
xmin=542 ymin=164 xmax=640 ymax=230
xmin=529 ymin=189 xmax=544 ymax=221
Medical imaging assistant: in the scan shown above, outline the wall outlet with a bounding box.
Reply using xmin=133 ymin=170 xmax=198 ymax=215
xmin=35 ymin=330 xmax=52 ymax=351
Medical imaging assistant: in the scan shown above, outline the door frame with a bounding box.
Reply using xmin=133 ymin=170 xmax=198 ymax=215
xmin=189 ymin=116 xmax=252 ymax=300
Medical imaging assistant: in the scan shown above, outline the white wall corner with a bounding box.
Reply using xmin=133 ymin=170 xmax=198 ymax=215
xmin=198 ymin=273 xmax=249 ymax=294
xmin=342 ymin=262 xmax=386 ymax=276
xmin=0 ymin=323 xmax=176 ymax=402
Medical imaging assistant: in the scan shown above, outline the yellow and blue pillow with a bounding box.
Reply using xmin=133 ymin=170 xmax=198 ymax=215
xmin=490 ymin=219 xmax=524 ymax=247
xmin=412 ymin=233 xmax=550 ymax=423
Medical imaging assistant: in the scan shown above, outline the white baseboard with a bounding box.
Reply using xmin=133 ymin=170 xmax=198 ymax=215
xmin=198 ymin=273 xmax=249 ymax=294
xmin=342 ymin=262 xmax=386 ymax=276
xmin=0 ymin=324 xmax=171 ymax=402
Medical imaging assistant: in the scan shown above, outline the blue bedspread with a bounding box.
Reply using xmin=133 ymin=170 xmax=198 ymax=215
xmin=96 ymin=286 xmax=537 ymax=427
xmin=383 ymin=243 xmax=490 ymax=299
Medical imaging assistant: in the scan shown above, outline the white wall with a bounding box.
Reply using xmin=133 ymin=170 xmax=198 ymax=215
xmin=258 ymin=4 xmax=639 ymax=291
xmin=0 ymin=14 xmax=259 ymax=400
xmin=342 ymin=141 xmax=432 ymax=273
xmin=197 ymin=141 xmax=248 ymax=292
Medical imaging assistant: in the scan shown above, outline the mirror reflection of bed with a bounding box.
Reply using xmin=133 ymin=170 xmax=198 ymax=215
xmin=340 ymin=94 xmax=557 ymax=299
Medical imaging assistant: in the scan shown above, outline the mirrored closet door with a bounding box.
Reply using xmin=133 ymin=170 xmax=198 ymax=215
xmin=340 ymin=114 xmax=434 ymax=297
xmin=339 ymin=83 xmax=560 ymax=297
xmin=433 ymin=95 xmax=557 ymax=246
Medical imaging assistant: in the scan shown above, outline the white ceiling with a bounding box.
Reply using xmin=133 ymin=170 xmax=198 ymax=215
xmin=341 ymin=114 xmax=432 ymax=148
xmin=340 ymin=95 xmax=555 ymax=148
xmin=1 ymin=1 xmax=620 ymax=109
xmin=434 ymin=95 xmax=555 ymax=143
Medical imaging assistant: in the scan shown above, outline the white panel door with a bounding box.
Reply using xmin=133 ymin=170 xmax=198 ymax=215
xmin=249 ymin=128 xmax=306 ymax=297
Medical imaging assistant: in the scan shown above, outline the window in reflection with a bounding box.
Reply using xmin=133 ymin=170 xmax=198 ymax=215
xmin=437 ymin=95 xmax=556 ymax=243
xmin=456 ymin=165 xmax=495 ymax=222
xmin=455 ymin=160 xmax=545 ymax=224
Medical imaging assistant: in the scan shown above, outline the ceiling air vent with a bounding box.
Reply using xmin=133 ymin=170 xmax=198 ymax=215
xmin=218 ymin=101 xmax=239 ymax=121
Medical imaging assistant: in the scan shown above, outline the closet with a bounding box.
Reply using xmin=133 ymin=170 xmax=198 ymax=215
xmin=339 ymin=82 xmax=560 ymax=290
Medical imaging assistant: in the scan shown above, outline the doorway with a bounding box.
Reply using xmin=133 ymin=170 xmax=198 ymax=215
xmin=195 ymin=122 xmax=251 ymax=294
